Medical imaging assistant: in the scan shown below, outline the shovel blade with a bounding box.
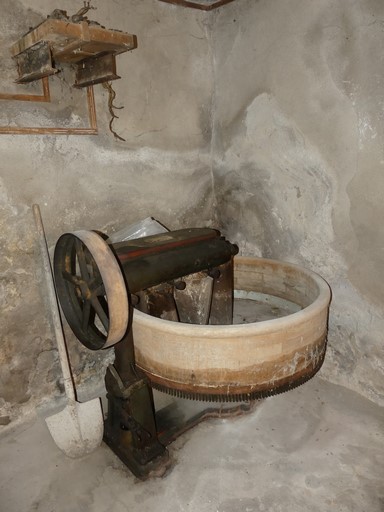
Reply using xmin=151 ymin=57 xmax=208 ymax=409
xmin=45 ymin=398 xmax=103 ymax=458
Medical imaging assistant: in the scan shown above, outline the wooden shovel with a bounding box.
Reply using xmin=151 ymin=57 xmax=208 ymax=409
xmin=32 ymin=204 xmax=103 ymax=458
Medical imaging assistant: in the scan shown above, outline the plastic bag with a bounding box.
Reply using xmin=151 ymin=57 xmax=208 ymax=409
xmin=108 ymin=217 xmax=169 ymax=243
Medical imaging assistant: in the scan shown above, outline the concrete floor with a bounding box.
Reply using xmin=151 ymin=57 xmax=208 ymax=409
xmin=1 ymin=376 xmax=383 ymax=512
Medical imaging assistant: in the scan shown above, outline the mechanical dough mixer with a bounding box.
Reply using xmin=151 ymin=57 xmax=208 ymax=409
xmin=52 ymin=225 xmax=331 ymax=478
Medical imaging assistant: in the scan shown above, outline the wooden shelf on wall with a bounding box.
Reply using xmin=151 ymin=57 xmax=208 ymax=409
xmin=11 ymin=17 xmax=137 ymax=87
xmin=11 ymin=19 xmax=136 ymax=66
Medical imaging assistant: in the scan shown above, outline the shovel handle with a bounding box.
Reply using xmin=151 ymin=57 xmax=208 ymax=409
xmin=33 ymin=204 xmax=76 ymax=402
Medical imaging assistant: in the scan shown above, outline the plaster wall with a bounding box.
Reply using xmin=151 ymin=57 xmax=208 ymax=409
xmin=211 ymin=0 xmax=384 ymax=404
xmin=0 ymin=0 xmax=215 ymax=425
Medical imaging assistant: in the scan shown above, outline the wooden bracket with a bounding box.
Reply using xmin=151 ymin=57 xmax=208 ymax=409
xmin=14 ymin=41 xmax=57 ymax=84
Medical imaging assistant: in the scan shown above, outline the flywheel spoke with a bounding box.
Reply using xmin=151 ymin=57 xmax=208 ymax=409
xmin=91 ymin=296 xmax=109 ymax=331
xmin=93 ymin=283 xmax=106 ymax=296
xmin=75 ymin=239 xmax=90 ymax=281
xmin=82 ymin=300 xmax=91 ymax=331
xmin=62 ymin=271 xmax=83 ymax=286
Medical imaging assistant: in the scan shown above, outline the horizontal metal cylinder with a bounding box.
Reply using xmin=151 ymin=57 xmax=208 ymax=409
xmin=111 ymin=228 xmax=238 ymax=293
